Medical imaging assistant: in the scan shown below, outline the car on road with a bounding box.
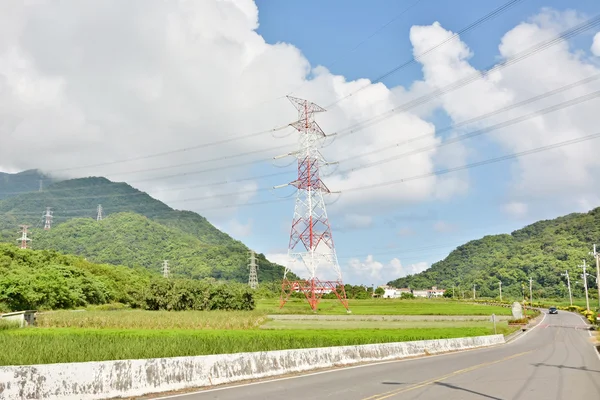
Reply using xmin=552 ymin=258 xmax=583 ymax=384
xmin=548 ymin=306 xmax=558 ymax=314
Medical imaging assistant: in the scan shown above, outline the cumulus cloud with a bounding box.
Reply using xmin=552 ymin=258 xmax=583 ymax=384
xmin=347 ymin=255 xmax=429 ymax=284
xmin=0 ymin=0 xmax=469 ymax=223
xmin=593 ymin=32 xmax=600 ymax=57
xmin=410 ymin=10 xmax=600 ymax=211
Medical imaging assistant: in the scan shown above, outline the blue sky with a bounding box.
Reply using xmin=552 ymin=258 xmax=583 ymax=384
xmin=2 ymin=0 xmax=600 ymax=286
xmin=232 ymin=0 xmax=600 ymax=284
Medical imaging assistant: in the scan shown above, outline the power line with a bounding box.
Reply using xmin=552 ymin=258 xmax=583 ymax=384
xmin=325 ymin=0 xmax=526 ymax=109
xmin=343 ymin=130 xmax=600 ymax=193
xmin=5 ymin=129 xmax=600 ymax=217
xmin=7 ymin=71 xmax=600 ymax=203
xmin=331 ymin=13 xmax=600 ymax=140
xmin=287 ymin=0 xmax=424 ymax=97
xmin=7 ymin=12 xmax=596 ymax=193
xmin=45 ymin=124 xmax=292 ymax=174
xmin=338 ymin=87 xmax=600 ymax=175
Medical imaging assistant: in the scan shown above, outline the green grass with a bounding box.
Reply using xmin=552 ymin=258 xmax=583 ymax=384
xmin=0 ymin=327 xmax=499 ymax=366
xmin=37 ymin=309 xmax=268 ymax=330
xmin=261 ymin=319 xmax=516 ymax=334
xmin=2 ymin=298 xmax=521 ymax=365
xmin=261 ymin=298 xmax=513 ymax=316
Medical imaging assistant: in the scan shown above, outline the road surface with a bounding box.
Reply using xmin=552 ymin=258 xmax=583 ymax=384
xmin=158 ymin=310 xmax=600 ymax=399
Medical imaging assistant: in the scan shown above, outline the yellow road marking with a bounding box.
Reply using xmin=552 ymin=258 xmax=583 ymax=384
xmin=362 ymin=350 xmax=534 ymax=400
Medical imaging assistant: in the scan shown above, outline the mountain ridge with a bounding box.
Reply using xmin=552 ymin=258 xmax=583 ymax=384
xmin=0 ymin=172 xmax=296 ymax=283
xmin=388 ymin=207 xmax=600 ymax=299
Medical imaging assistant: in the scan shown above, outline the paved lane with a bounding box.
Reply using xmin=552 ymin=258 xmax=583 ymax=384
xmin=158 ymin=311 xmax=600 ymax=400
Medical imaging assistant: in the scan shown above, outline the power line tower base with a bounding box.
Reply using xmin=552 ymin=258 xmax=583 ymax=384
xmin=279 ymin=278 xmax=350 ymax=313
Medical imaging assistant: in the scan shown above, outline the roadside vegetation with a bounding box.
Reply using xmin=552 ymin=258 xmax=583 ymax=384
xmin=0 ymin=326 xmax=501 ymax=366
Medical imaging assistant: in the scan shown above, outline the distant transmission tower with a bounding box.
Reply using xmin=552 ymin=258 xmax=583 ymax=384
xmin=43 ymin=207 xmax=53 ymax=230
xmin=248 ymin=250 xmax=259 ymax=289
xmin=17 ymin=225 xmax=31 ymax=249
xmin=274 ymin=96 xmax=349 ymax=313
xmin=96 ymin=204 xmax=103 ymax=221
xmin=38 ymin=179 xmax=43 ymax=192
xmin=162 ymin=260 xmax=169 ymax=278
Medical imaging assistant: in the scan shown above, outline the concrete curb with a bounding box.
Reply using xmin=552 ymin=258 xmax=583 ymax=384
xmin=0 ymin=334 xmax=504 ymax=400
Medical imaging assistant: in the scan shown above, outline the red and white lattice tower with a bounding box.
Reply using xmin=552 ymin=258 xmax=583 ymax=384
xmin=43 ymin=207 xmax=53 ymax=230
xmin=275 ymin=96 xmax=350 ymax=313
xmin=17 ymin=225 xmax=31 ymax=249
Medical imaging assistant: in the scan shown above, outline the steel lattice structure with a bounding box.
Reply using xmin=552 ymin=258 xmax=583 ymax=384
xmin=43 ymin=207 xmax=53 ymax=230
xmin=276 ymin=96 xmax=349 ymax=312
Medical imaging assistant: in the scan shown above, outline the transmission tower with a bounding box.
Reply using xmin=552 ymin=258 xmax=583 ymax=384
xmin=162 ymin=260 xmax=169 ymax=278
xmin=274 ymin=96 xmax=349 ymax=313
xmin=96 ymin=204 xmax=103 ymax=221
xmin=38 ymin=179 xmax=43 ymax=192
xmin=248 ymin=250 xmax=259 ymax=289
xmin=17 ymin=225 xmax=31 ymax=249
xmin=43 ymin=207 xmax=53 ymax=230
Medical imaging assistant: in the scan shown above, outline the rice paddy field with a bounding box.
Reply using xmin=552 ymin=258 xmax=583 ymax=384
xmin=0 ymin=298 xmax=527 ymax=366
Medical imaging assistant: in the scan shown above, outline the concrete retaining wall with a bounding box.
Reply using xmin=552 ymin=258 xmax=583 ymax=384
xmin=0 ymin=334 xmax=505 ymax=400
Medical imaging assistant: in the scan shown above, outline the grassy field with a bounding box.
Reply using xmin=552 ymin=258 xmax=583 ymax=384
xmin=261 ymin=298 xmax=514 ymax=315
xmin=0 ymin=327 xmax=498 ymax=366
xmin=37 ymin=309 xmax=267 ymax=330
xmin=0 ymin=298 xmax=524 ymax=366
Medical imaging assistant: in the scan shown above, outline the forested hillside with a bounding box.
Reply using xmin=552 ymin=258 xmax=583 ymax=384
xmin=0 ymin=244 xmax=255 ymax=312
xmin=0 ymin=173 xmax=295 ymax=283
xmin=0 ymin=169 xmax=56 ymax=200
xmin=388 ymin=208 xmax=600 ymax=299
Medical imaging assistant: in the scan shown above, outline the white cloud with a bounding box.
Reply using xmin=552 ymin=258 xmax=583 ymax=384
xmin=0 ymin=0 xmax=469 ymax=222
xmin=503 ymin=201 xmax=528 ymax=218
xmin=410 ymin=9 xmax=600 ymax=211
xmin=347 ymin=255 xmax=429 ymax=284
xmin=433 ymin=220 xmax=456 ymax=233
xmin=593 ymin=32 xmax=600 ymax=57
xmin=228 ymin=218 xmax=253 ymax=238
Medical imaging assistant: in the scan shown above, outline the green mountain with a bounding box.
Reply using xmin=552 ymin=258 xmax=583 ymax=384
xmin=388 ymin=208 xmax=600 ymax=300
xmin=0 ymin=174 xmax=295 ymax=283
xmin=0 ymin=169 xmax=57 ymax=200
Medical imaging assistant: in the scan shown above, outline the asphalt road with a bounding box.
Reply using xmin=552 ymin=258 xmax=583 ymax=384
xmin=160 ymin=310 xmax=600 ymax=400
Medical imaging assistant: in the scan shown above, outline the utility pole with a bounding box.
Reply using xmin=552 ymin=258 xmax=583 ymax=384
xmin=162 ymin=260 xmax=169 ymax=278
xmin=581 ymin=259 xmax=590 ymax=312
xmin=529 ymin=277 xmax=533 ymax=307
xmin=499 ymin=281 xmax=502 ymax=302
xmin=248 ymin=250 xmax=259 ymax=289
xmin=452 ymin=285 xmax=455 ymax=299
xmin=96 ymin=204 xmax=103 ymax=221
xmin=473 ymin=284 xmax=476 ymax=300
xmin=590 ymin=244 xmax=600 ymax=309
xmin=43 ymin=207 xmax=53 ymax=230
xmin=561 ymin=270 xmax=573 ymax=306
xmin=17 ymin=225 xmax=31 ymax=249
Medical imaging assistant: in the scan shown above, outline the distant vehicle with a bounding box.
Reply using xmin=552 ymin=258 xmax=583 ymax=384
xmin=548 ymin=306 xmax=558 ymax=314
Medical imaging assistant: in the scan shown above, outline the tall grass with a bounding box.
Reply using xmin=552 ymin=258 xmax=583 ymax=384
xmin=36 ymin=310 xmax=268 ymax=330
xmin=0 ymin=319 xmax=20 ymax=330
xmin=261 ymin=298 xmax=513 ymax=316
xmin=0 ymin=327 xmax=496 ymax=366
